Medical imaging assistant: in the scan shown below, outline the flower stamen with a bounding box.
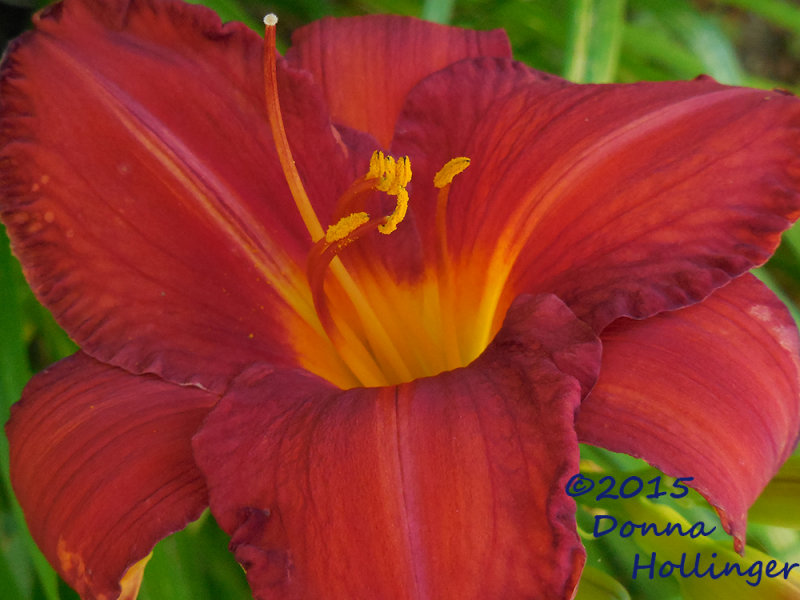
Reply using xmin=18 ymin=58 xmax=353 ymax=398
xmin=379 ymin=187 xmax=408 ymax=235
xmin=324 ymin=151 xmax=412 ymax=242
xmin=370 ymin=151 xmax=412 ymax=194
xmin=434 ymin=156 xmax=471 ymax=189
xmin=263 ymin=15 xmax=416 ymax=386
xmin=434 ymin=156 xmax=471 ymax=267
xmin=433 ymin=157 xmax=471 ymax=369
xmin=325 ymin=212 xmax=370 ymax=243
xmin=369 ymin=151 xmax=411 ymax=234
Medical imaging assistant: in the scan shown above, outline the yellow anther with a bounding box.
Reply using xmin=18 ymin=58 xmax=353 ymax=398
xmin=368 ymin=151 xmax=412 ymax=195
xmin=391 ymin=156 xmax=413 ymax=191
xmin=378 ymin=188 xmax=409 ymax=235
xmin=325 ymin=212 xmax=370 ymax=243
xmin=434 ymin=157 xmax=471 ymax=188
xmin=368 ymin=151 xmax=383 ymax=177
xmin=367 ymin=151 xmax=388 ymax=181
xmin=361 ymin=150 xmax=412 ymax=235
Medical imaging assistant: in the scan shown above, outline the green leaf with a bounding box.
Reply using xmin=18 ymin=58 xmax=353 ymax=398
xmin=421 ymin=0 xmax=455 ymax=24
xmin=575 ymin=565 xmax=631 ymax=600
xmin=138 ymin=512 xmax=250 ymax=600
xmin=716 ymin=0 xmax=800 ymax=37
xmin=749 ymin=455 xmax=800 ymax=529
xmin=0 ymin=228 xmax=60 ymax=600
xmin=622 ymin=499 xmax=800 ymax=598
xmin=0 ymin=229 xmax=30 ymax=425
xmin=666 ymin=6 xmax=744 ymax=84
xmin=563 ymin=0 xmax=627 ymax=83
xmin=753 ymin=266 xmax=800 ymax=328
xmin=184 ymin=0 xmax=261 ymax=30
xmin=629 ymin=0 xmax=745 ymax=84
xmin=620 ymin=19 xmax=705 ymax=80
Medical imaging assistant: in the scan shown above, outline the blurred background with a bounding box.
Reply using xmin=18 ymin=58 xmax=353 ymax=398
xmin=1 ymin=0 xmax=800 ymax=598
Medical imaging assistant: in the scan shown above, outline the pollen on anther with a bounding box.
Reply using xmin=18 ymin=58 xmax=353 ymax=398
xmin=368 ymin=151 xmax=412 ymax=195
xmin=326 ymin=212 xmax=370 ymax=243
xmin=434 ymin=157 xmax=471 ymax=188
xmin=263 ymin=13 xmax=278 ymax=26
xmin=378 ymin=188 xmax=409 ymax=235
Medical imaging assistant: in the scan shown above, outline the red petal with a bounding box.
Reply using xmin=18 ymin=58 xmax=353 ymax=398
xmin=285 ymin=15 xmax=511 ymax=148
xmin=388 ymin=58 xmax=564 ymax=279
xmin=0 ymin=0 xmax=354 ymax=391
xmin=575 ymin=274 xmax=800 ymax=550
xmin=6 ymin=352 xmax=216 ymax=599
xmin=193 ymin=294 xmax=601 ymax=599
xmin=393 ymin=59 xmax=800 ymax=332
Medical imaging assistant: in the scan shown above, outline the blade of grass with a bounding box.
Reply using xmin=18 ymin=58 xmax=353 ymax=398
xmin=749 ymin=455 xmax=800 ymax=528
xmin=632 ymin=0 xmax=745 ymax=84
xmin=754 ymin=266 xmax=800 ymax=328
xmin=717 ymin=0 xmax=800 ymax=36
xmin=421 ymin=0 xmax=455 ymax=24
xmin=0 ymin=228 xmax=61 ymax=600
xmin=184 ymin=0 xmax=261 ymax=30
xmin=138 ymin=512 xmax=250 ymax=600
xmin=563 ymin=0 xmax=626 ymax=83
xmin=621 ymin=19 xmax=706 ymax=79
xmin=25 ymin=300 xmax=77 ymax=370
xmin=574 ymin=565 xmax=631 ymax=600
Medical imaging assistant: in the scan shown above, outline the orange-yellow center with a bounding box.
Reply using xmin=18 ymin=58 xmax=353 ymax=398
xmin=263 ymin=15 xmax=488 ymax=389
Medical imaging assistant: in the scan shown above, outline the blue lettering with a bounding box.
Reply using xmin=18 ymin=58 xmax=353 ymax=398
xmin=629 ymin=551 xmax=799 ymax=586
xmin=688 ymin=521 xmax=716 ymax=538
xmin=719 ymin=559 xmax=763 ymax=587
xmin=631 ymin=552 xmax=656 ymax=580
xmin=765 ymin=559 xmax=781 ymax=578
xmin=619 ymin=520 xmax=635 ymax=538
xmin=780 ymin=562 xmax=800 ymax=579
xmin=704 ymin=552 xmax=726 ymax=580
xmin=638 ymin=521 xmax=665 ymax=536
xmin=592 ymin=515 xmax=617 ymax=537
xmin=745 ymin=561 xmax=764 ymax=587
xmin=691 ymin=552 xmax=719 ymax=579
xmin=602 ymin=519 xmax=717 ymax=539
xmin=659 ymin=522 xmax=686 ymax=536
xmin=659 ymin=554 xmax=683 ymax=578
xmin=681 ymin=552 xmax=702 ymax=578
xmin=721 ymin=560 xmax=744 ymax=578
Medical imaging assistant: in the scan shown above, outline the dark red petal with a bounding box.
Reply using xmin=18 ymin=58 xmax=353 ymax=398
xmin=389 ymin=58 xmax=565 ymax=278
xmin=576 ymin=274 xmax=800 ymax=550
xmin=285 ymin=15 xmax=511 ymax=148
xmin=0 ymin=0 xmax=354 ymax=392
xmin=193 ymin=294 xmax=601 ymax=599
xmin=394 ymin=59 xmax=800 ymax=331
xmin=6 ymin=352 xmax=216 ymax=599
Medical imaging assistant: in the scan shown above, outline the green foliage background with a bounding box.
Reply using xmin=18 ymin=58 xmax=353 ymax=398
xmin=1 ymin=0 xmax=800 ymax=598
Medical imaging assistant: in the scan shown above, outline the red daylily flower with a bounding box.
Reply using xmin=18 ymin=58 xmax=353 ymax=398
xmin=2 ymin=0 xmax=800 ymax=598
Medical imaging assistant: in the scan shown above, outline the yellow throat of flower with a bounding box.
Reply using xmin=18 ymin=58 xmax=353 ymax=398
xmin=263 ymin=15 xmax=478 ymax=389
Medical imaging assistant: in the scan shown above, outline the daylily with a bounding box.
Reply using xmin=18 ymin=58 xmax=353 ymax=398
xmin=2 ymin=0 xmax=800 ymax=598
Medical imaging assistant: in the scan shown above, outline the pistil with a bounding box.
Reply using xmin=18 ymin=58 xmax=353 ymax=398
xmin=262 ymin=15 xmax=415 ymax=385
xmin=262 ymin=14 xmax=324 ymax=242
xmin=262 ymin=16 xmax=477 ymax=386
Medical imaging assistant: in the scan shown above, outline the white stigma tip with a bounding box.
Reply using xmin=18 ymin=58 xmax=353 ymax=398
xmin=263 ymin=13 xmax=278 ymax=27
